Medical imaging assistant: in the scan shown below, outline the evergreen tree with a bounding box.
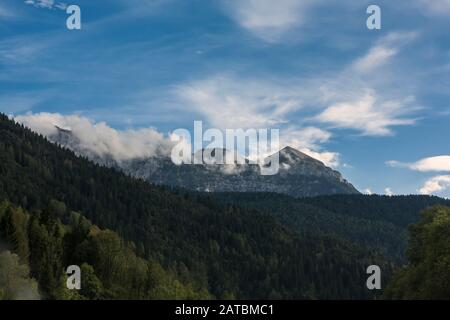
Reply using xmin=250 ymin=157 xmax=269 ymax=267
xmin=384 ymin=206 xmax=450 ymax=299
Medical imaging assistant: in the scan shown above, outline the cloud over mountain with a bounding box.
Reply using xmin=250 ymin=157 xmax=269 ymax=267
xmin=15 ymin=113 xmax=174 ymax=161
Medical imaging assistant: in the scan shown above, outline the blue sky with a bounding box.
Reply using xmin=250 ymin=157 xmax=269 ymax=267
xmin=1 ymin=0 xmax=450 ymax=197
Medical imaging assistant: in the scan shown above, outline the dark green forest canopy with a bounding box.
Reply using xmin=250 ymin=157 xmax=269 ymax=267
xmin=208 ymin=192 xmax=450 ymax=261
xmin=0 ymin=113 xmax=393 ymax=299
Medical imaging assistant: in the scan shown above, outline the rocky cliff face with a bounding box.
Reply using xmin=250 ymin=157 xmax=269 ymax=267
xmin=49 ymin=126 xmax=359 ymax=198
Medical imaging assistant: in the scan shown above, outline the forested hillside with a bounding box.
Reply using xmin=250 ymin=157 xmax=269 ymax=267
xmin=0 ymin=114 xmax=389 ymax=299
xmin=0 ymin=201 xmax=208 ymax=299
xmin=384 ymin=206 xmax=450 ymax=299
xmin=209 ymin=193 xmax=450 ymax=261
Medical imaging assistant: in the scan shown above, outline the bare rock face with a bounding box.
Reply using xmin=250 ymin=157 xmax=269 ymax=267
xmin=49 ymin=126 xmax=359 ymax=198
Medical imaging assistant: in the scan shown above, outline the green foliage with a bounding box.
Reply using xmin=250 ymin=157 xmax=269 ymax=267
xmin=384 ymin=206 xmax=450 ymax=299
xmin=0 ymin=250 xmax=39 ymax=300
xmin=0 ymin=114 xmax=394 ymax=299
xmin=27 ymin=208 xmax=65 ymax=298
xmin=0 ymin=201 xmax=206 ymax=300
xmin=146 ymin=259 xmax=210 ymax=299
xmin=79 ymin=263 xmax=103 ymax=299
xmin=0 ymin=202 xmax=30 ymax=263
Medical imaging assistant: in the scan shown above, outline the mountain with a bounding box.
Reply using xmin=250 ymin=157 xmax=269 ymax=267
xmin=0 ymin=114 xmax=388 ymax=299
xmin=48 ymin=126 xmax=359 ymax=197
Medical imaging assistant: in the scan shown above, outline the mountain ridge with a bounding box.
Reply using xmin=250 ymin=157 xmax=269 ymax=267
xmin=48 ymin=124 xmax=360 ymax=197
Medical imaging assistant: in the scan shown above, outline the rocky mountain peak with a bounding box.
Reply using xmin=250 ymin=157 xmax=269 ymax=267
xmin=45 ymin=128 xmax=360 ymax=197
xmin=275 ymin=146 xmax=322 ymax=165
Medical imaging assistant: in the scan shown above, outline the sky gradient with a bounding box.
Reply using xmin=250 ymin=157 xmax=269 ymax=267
xmin=1 ymin=0 xmax=450 ymax=197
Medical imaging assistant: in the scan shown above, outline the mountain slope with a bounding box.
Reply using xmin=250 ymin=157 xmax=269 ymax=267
xmin=208 ymin=192 xmax=450 ymax=261
xmin=47 ymin=125 xmax=359 ymax=197
xmin=0 ymin=200 xmax=208 ymax=300
xmin=384 ymin=206 xmax=450 ymax=299
xmin=0 ymin=114 xmax=385 ymax=299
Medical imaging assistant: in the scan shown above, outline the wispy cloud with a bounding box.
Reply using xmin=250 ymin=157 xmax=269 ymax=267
xmin=174 ymin=30 xmax=421 ymax=164
xmin=281 ymin=126 xmax=331 ymax=149
xmin=352 ymin=46 xmax=397 ymax=74
xmin=24 ymin=0 xmax=67 ymax=10
xmin=175 ymin=75 xmax=303 ymax=129
xmin=316 ymin=90 xmax=416 ymax=136
xmin=222 ymin=0 xmax=311 ymax=42
xmin=175 ymin=74 xmax=343 ymax=167
xmin=352 ymin=32 xmax=417 ymax=74
xmin=315 ymin=32 xmax=420 ymax=136
xmin=387 ymin=156 xmax=450 ymax=172
xmin=0 ymin=37 xmax=47 ymax=65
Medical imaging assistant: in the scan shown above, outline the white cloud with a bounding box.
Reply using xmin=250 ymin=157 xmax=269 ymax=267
xmin=353 ymin=46 xmax=398 ymax=73
xmin=15 ymin=112 xmax=174 ymax=161
xmin=14 ymin=112 xmax=342 ymax=170
xmin=352 ymin=32 xmax=417 ymax=74
xmin=223 ymin=0 xmax=310 ymax=41
xmin=24 ymin=0 xmax=66 ymax=10
xmin=315 ymin=32 xmax=419 ymax=136
xmin=281 ymin=126 xmax=331 ymax=149
xmin=175 ymin=75 xmax=303 ymax=130
xmin=175 ymin=75 xmax=342 ymax=166
xmin=25 ymin=0 xmax=53 ymax=9
xmin=300 ymin=148 xmax=340 ymax=168
xmin=385 ymin=188 xmax=394 ymax=196
xmin=278 ymin=127 xmax=340 ymax=168
xmin=54 ymin=2 xmax=67 ymax=10
xmin=419 ymin=175 xmax=450 ymax=195
xmin=316 ymin=91 xmax=416 ymax=136
xmin=174 ymin=31 xmax=420 ymax=164
xmin=387 ymin=156 xmax=450 ymax=172
xmin=363 ymin=188 xmax=373 ymax=195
